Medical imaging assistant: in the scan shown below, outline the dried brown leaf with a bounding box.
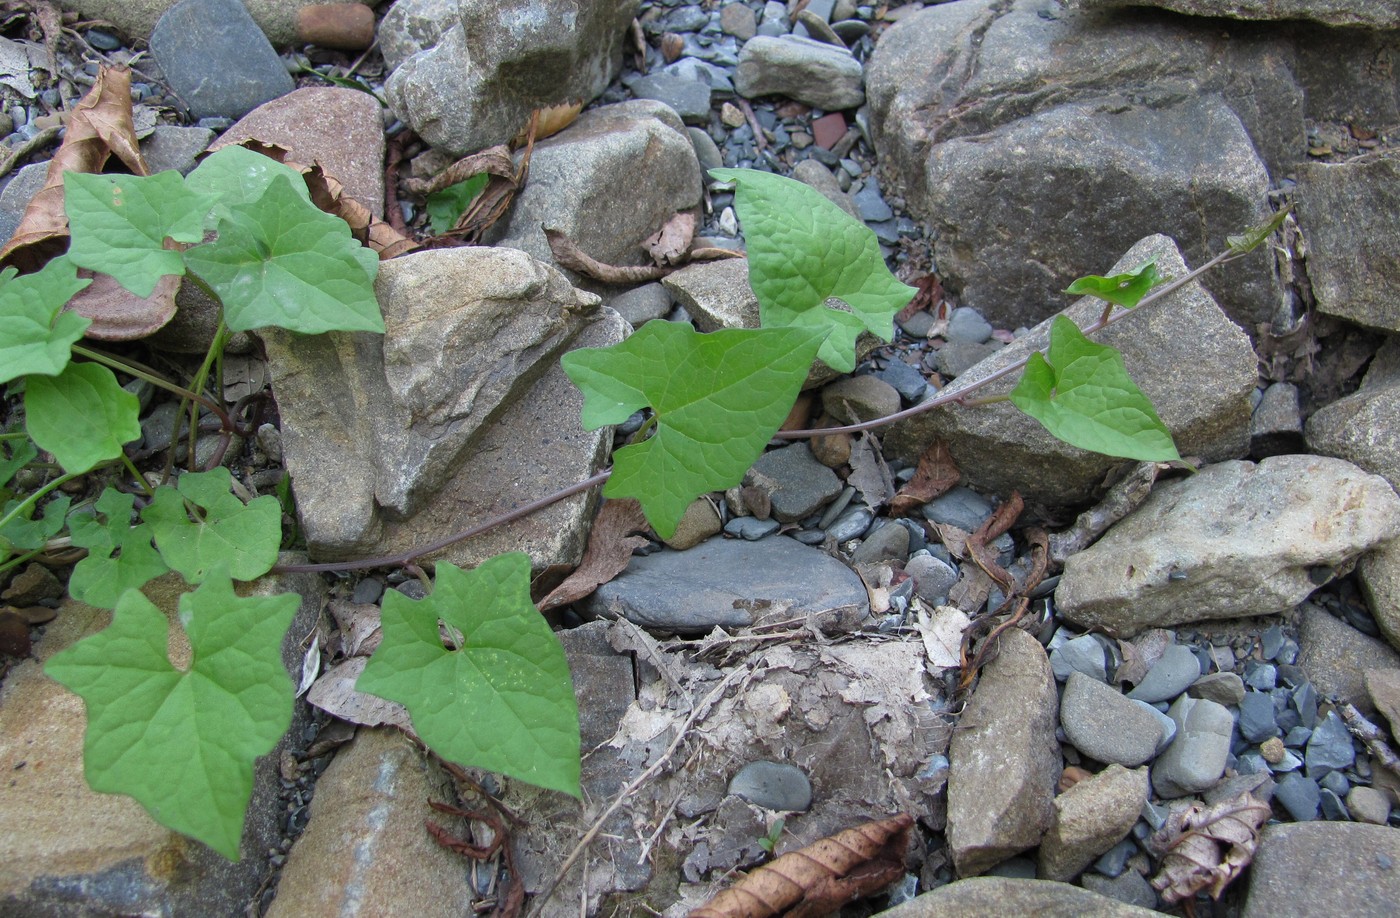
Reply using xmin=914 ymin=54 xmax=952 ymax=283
xmin=327 ymin=598 xmax=383 ymax=657
xmin=65 ymin=268 xmax=180 ymax=340
xmin=643 ymin=211 xmax=696 ymax=266
xmin=538 ymin=499 xmax=651 ymax=612
xmin=689 ymin=813 xmax=913 ymax=918
xmin=847 ymin=432 xmax=894 ymax=512
xmin=545 ymin=227 xmax=668 ymax=283
xmin=1 ymin=65 xmax=149 ymax=271
xmin=514 ymin=99 xmax=581 ymax=145
xmin=889 ymin=439 xmax=959 ymax=517
xmin=1149 ymin=792 xmax=1271 ymax=904
xmin=306 ymin=657 xmax=414 ymax=732
xmin=400 ymin=145 xmax=516 ymax=197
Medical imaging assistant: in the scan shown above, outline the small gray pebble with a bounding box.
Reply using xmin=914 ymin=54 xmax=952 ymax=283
xmin=946 ymin=306 xmax=994 ymax=344
xmin=1275 ymin=772 xmax=1321 ymax=820
xmin=728 ymin=761 xmax=812 ymax=811
xmin=826 ymin=506 xmax=874 ymax=542
xmin=725 ymin=517 xmax=780 ymax=540
xmin=1261 ymin=623 xmax=1286 ymax=660
xmin=1239 ymin=691 xmax=1280 ymax=743
xmin=922 ymin=485 xmax=994 ymax=532
xmin=1093 ymin=837 xmax=1138 ymax=878
xmin=1320 ymin=787 xmax=1351 ymax=821
xmin=1244 ymin=662 xmax=1278 ymax=691
xmin=350 ymin=578 xmax=384 ymax=605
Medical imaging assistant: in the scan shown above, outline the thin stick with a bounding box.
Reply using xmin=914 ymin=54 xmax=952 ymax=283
xmin=1340 ymin=703 xmax=1400 ymax=776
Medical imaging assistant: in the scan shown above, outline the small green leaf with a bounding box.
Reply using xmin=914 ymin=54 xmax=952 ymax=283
xmin=426 ymin=174 xmax=489 ymax=235
xmin=0 ymin=435 xmax=37 ymax=489
xmin=45 ymin=574 xmax=299 ymax=859
xmin=1227 ymin=206 xmax=1291 ymax=254
xmin=65 ymin=171 xmax=215 ymax=297
xmin=68 ymin=488 xmax=171 ymax=608
xmin=1064 ymin=261 xmax=1163 ymax=310
xmin=143 ymin=468 xmax=282 ymax=583
xmin=1009 ymin=315 xmax=1180 ymax=462
xmin=24 ymin=361 xmax=141 ymax=473
xmin=0 ymin=256 xmax=92 ymax=384
xmin=185 ymin=145 xmax=311 ymax=226
xmin=0 ymin=493 xmax=69 ymax=551
xmin=709 ymin=167 xmax=915 ymax=373
xmin=357 ymin=554 xmax=582 ymax=798
xmin=183 ymin=173 xmax=384 ymax=334
xmin=562 ymin=320 xmax=825 ymax=538
xmin=292 ymin=64 xmax=387 ymax=105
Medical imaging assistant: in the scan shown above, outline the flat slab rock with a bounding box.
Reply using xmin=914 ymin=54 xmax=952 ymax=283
xmin=878 ymin=877 xmax=1159 ymax=916
xmin=1242 ymin=823 xmax=1400 ymax=918
xmin=582 ymin=535 xmax=869 ymax=634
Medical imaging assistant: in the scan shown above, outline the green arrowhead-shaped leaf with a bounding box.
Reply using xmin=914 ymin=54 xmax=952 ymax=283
xmin=24 ymin=361 xmax=141 ymax=473
xmin=185 ymin=144 xmax=311 ymax=227
xmin=562 ymin=320 xmax=825 ymax=539
xmin=710 ymin=167 xmax=915 ymax=373
xmin=0 ymin=435 xmax=37 ymax=490
xmin=426 ymin=173 xmax=489 ymax=235
xmin=183 ymin=173 xmax=384 ymax=334
xmin=0 ymin=493 xmax=69 ymax=551
xmin=1009 ymin=315 xmax=1180 ymax=462
xmin=68 ymin=487 xmax=171 ymax=608
xmin=0 ymin=256 xmax=92 ymax=384
xmin=44 ymin=574 xmax=298 ymax=860
xmin=1064 ymin=261 xmax=1163 ymax=310
xmin=65 ymin=171 xmax=215 ymax=297
xmin=357 ymin=554 xmax=581 ymax=798
xmin=143 ymin=468 xmax=282 ymax=583
xmin=1227 ymin=206 xmax=1291 ymax=255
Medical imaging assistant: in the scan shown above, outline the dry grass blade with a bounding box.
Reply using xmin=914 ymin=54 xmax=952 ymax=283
xmin=538 ymin=499 xmax=651 ymax=612
xmin=1149 ymin=792 xmax=1271 ymax=904
xmin=688 ymin=813 xmax=913 ymax=918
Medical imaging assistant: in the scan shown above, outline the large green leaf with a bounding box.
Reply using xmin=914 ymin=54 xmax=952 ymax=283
xmin=24 ymin=361 xmax=141 ymax=473
xmin=1064 ymin=261 xmax=1162 ymax=310
xmin=185 ymin=144 xmax=311 ymax=227
xmin=562 ymin=320 xmax=826 ymax=539
xmin=68 ymin=487 xmax=171 ymax=608
xmin=710 ymin=167 xmax=915 ymax=372
xmin=65 ymin=171 xmax=215 ymax=297
xmin=143 ymin=468 xmax=282 ymax=583
xmin=44 ymin=574 xmax=299 ymax=859
xmin=0 ymin=256 xmax=92 ymax=384
xmin=356 ymin=554 xmax=581 ymax=798
xmin=182 ymin=173 xmax=383 ymax=334
xmin=426 ymin=173 xmax=488 ymax=235
xmin=1009 ymin=315 xmax=1180 ymax=462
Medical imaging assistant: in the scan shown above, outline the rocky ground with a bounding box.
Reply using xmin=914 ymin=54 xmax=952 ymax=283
xmin=1 ymin=0 xmax=1399 ymax=916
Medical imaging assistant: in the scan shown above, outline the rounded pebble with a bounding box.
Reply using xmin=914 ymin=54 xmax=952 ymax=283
xmin=728 ymin=761 xmax=813 ymax=811
xmin=1126 ymin=643 xmax=1202 ymax=703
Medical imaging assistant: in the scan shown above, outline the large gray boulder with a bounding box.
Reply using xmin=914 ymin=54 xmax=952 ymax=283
xmin=866 ymin=0 xmax=1296 ymax=331
xmin=383 ymin=0 xmax=639 ymax=156
xmin=1242 ymin=823 xmax=1400 ymax=918
xmin=1307 ymin=338 xmax=1400 ymax=492
xmin=1055 ymin=455 xmax=1400 ymax=635
xmin=262 ymin=247 xmax=615 ymax=569
xmin=1072 ymin=0 xmax=1400 ymax=29
xmin=884 ymin=235 xmax=1257 ymax=508
xmin=879 ymin=877 xmax=1159 ymax=917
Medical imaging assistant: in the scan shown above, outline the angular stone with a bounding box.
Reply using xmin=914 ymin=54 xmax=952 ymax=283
xmin=1188 ymin=671 xmax=1246 ymax=706
xmin=849 ymin=521 xmax=911 ymax=566
xmin=735 ymin=35 xmax=864 ymax=110
xmin=748 ymin=443 xmax=843 ymax=522
xmin=821 ymin=375 xmax=901 ymax=425
xmin=879 ymin=877 xmax=1159 ymax=917
xmin=210 ymin=87 xmax=386 ymax=217
xmin=663 ymin=498 xmax=723 ymax=551
xmin=1151 ymin=695 xmax=1234 ymax=798
xmin=947 ymin=629 xmax=1059 ymax=876
xmin=605 ymin=281 xmax=672 ymax=328
xmin=139 ymin=125 xmax=215 ymax=175
xmin=488 ymin=101 xmax=702 ymax=280
xmin=1308 ymin=380 xmax=1400 ymax=496
xmin=0 ymin=568 xmax=323 ymax=914
xmin=1038 ymin=765 xmax=1149 ymax=882
xmin=1059 ymin=672 xmax=1164 ymax=768
xmin=628 ymin=71 xmax=712 ymax=125
xmin=1251 ymin=381 xmax=1304 ymax=459
xmin=1366 ymin=668 xmax=1400 ymax=739
xmin=262 ymin=247 xmax=610 ymax=567
xmin=1056 ymin=456 xmax=1400 ymax=635
xmin=1242 ymin=823 xmax=1400 ymax=918
xmin=383 ymin=0 xmax=637 ymax=156
xmin=1125 ymin=644 xmax=1202 ymax=703
xmin=583 ymin=535 xmax=869 ymax=633
xmin=150 ymin=0 xmax=294 ymax=119
xmin=377 ymin=0 xmax=457 ymax=70
xmin=886 ymin=236 xmax=1256 ymax=508
xmin=1298 ymin=604 xmax=1400 ymax=716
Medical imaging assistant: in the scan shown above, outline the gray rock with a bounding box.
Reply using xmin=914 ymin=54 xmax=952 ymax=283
xmin=852 ymin=179 xmax=894 ymax=223
xmin=821 ymin=375 xmax=901 ymax=425
xmin=666 ymin=498 xmax=724 ymax=551
xmin=875 ymin=358 xmax=929 ymax=404
xmin=879 ymin=877 xmax=1159 ymax=917
xmin=262 ymin=248 xmax=611 ymax=569
xmin=0 ymin=161 xmax=47 ymax=245
xmin=922 ymin=485 xmax=994 ymax=532
xmin=886 ymin=236 xmax=1256 ymax=509
xmin=723 ymin=516 xmax=780 ymax=540
xmin=1347 ymin=786 xmax=1392 ymax=825
xmin=791 ymin=158 xmax=861 ymax=218
xmin=946 ymin=307 xmax=993 ymax=344
xmin=867 ymin=0 xmax=1298 ymax=329
xmin=384 ymin=0 xmax=637 ymax=156
xmin=1080 ymin=870 xmax=1158 ymax=911
xmin=849 ymin=521 xmax=911 ymax=565
xmin=735 ymin=35 xmax=864 ymax=110
xmin=150 ymin=0 xmax=294 ymax=119
xmin=1074 ymin=0 xmax=1400 ymax=27
xmin=1243 ymin=823 xmax=1400 ymax=918
xmin=1297 ymin=154 xmax=1400 ymax=333
xmin=582 ymin=534 xmax=869 ymax=633
xmin=1367 ymin=668 xmax=1400 ymax=739
xmin=936 ymin=340 xmax=1002 ymax=378
xmin=1188 ymin=672 xmax=1246 ymax=706
xmin=139 ymin=125 xmax=214 ymax=175
xmin=946 ymin=629 xmax=1060 ymax=876
xmin=1056 ymin=456 xmax=1400 ymax=636
xmin=1239 ymin=691 xmax=1281 ymax=743
xmin=1308 ymin=380 xmax=1400 ymax=502
xmin=1274 ymin=771 xmax=1321 ymax=821
xmin=1049 ymin=634 xmax=1110 ymax=683
xmin=1304 ymin=711 xmax=1356 ymax=780
xmin=1251 ymin=382 xmax=1305 ymax=459
xmin=489 ymin=101 xmax=701 ymax=280
xmin=1125 ymin=644 xmax=1202 ymax=703
xmin=1038 ymin=765 xmax=1149 ymax=882
xmin=906 ymin=552 xmax=959 ymax=604
xmin=1244 ymin=662 xmax=1277 ymax=691
xmin=1151 ymin=695 xmax=1233 ymax=798
xmin=377 ymin=0 xmax=457 ymax=70
xmin=62 ymin=0 xmax=328 ymax=46
xmin=826 ymin=506 xmax=874 ymax=542
xmin=748 ymin=443 xmax=843 ymax=523
xmin=1059 ymin=672 xmax=1164 ymax=768
xmin=629 ymin=71 xmax=712 ymax=125
xmin=1094 ymin=838 xmax=1138 ymax=877
xmin=687 ymin=126 xmax=725 ymax=174
xmin=1298 ymin=603 xmax=1400 ymax=715
xmin=1320 ymin=787 xmax=1350 ymax=821
xmin=728 ymin=761 xmax=813 ymax=812
xmin=1131 ymin=700 xmax=1176 ymax=755
xmin=605 ymin=282 xmax=673 ymax=328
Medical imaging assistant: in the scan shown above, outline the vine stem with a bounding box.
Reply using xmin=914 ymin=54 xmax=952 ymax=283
xmin=71 ymin=344 xmax=234 ymax=432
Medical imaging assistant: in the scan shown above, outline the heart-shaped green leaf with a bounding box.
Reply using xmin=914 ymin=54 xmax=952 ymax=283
xmin=0 ymin=493 xmax=69 ymax=551
xmin=1009 ymin=315 xmax=1180 ymax=462
xmin=357 ymin=554 xmax=582 ymax=798
xmin=143 ymin=468 xmax=282 ymax=583
xmin=45 ymin=573 xmax=299 ymax=859
xmin=1064 ymin=261 xmax=1163 ymax=310
xmin=710 ymin=167 xmax=915 ymax=372
xmin=562 ymin=320 xmax=825 ymax=539
xmin=68 ymin=487 xmax=171 ymax=608
xmin=0 ymin=255 xmax=92 ymax=384
xmin=426 ymin=173 xmax=488 ymax=235
xmin=185 ymin=144 xmax=311 ymax=227
xmin=23 ymin=360 xmax=141 ymax=473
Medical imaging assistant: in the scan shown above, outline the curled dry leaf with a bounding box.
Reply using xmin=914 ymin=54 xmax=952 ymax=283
xmin=66 ymin=269 xmax=181 ymax=340
xmin=889 ymin=439 xmax=959 ymax=517
xmin=643 ymin=211 xmax=696 ymax=266
xmin=689 ymin=813 xmax=913 ymax=918
xmin=847 ymin=432 xmax=895 ymax=512
xmin=1 ymin=65 xmax=149 ymax=272
xmin=306 ymin=656 xmax=414 ymax=733
xmin=538 ymin=499 xmax=651 ymax=612
xmin=513 ymin=99 xmax=582 ymax=146
xmin=545 ymin=227 xmax=668 ymax=283
xmin=1149 ymin=792 xmax=1271 ymax=904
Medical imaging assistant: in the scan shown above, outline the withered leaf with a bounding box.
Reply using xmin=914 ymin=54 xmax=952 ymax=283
xmin=689 ymin=813 xmax=913 ymax=918
xmin=890 ymin=439 xmax=959 ymax=517
xmin=539 ymin=499 xmax=651 ymax=612
xmin=66 ymin=268 xmax=180 ymax=340
xmin=847 ymin=432 xmax=895 ymax=512
xmin=306 ymin=656 xmax=414 ymax=732
xmin=545 ymin=227 xmax=668 ymax=284
xmin=1149 ymin=792 xmax=1271 ymax=904
xmin=643 ymin=211 xmax=696 ymax=266
xmin=514 ymin=99 xmax=582 ymax=146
